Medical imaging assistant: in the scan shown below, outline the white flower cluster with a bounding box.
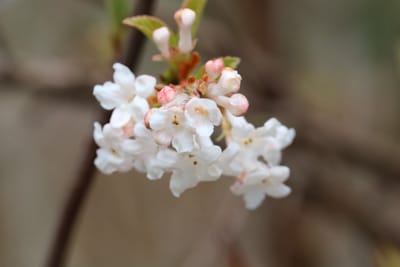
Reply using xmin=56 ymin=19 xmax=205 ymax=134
xmin=92 ymin=8 xmax=295 ymax=209
xmin=93 ymin=60 xmax=295 ymax=209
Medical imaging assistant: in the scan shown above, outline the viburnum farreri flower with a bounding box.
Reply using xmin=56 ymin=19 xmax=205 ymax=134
xmin=92 ymin=3 xmax=295 ymax=209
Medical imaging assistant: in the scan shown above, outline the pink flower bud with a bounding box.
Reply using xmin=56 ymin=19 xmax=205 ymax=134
xmin=205 ymin=58 xmax=224 ymax=80
xmin=157 ymin=86 xmax=177 ymax=105
xmin=216 ymin=93 xmax=249 ymax=116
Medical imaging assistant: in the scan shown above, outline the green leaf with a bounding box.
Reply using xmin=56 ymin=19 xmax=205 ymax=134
xmin=123 ymin=15 xmax=170 ymax=40
xmin=181 ymin=0 xmax=207 ymax=37
xmin=222 ymin=56 xmax=241 ymax=69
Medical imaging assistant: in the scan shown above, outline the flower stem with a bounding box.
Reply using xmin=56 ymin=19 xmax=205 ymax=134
xmin=44 ymin=1 xmax=156 ymax=266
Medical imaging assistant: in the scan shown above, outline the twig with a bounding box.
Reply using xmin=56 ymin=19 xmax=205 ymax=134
xmin=44 ymin=1 xmax=156 ymax=266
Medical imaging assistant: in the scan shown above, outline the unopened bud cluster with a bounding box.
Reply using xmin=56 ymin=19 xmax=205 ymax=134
xmin=92 ymin=8 xmax=295 ymax=209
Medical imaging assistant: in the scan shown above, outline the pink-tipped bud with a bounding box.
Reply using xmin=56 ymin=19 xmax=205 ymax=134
xmin=218 ymin=68 xmax=242 ymax=95
xmin=157 ymin=86 xmax=177 ymax=105
xmin=216 ymin=93 xmax=249 ymax=116
xmin=153 ymin=27 xmax=171 ymax=58
xmin=205 ymin=58 xmax=224 ymax=80
xmin=174 ymin=8 xmax=196 ymax=53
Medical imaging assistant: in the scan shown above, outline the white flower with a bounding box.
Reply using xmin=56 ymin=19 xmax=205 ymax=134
xmin=126 ymin=122 xmax=178 ymax=180
xmin=93 ymin=122 xmax=135 ymax=174
xmin=261 ymin=118 xmax=296 ymax=149
xmin=230 ymin=164 xmax=291 ymax=209
xmin=184 ymin=97 xmax=222 ymax=137
xmin=174 ymin=8 xmax=196 ymax=53
xmin=169 ymin=144 xmax=222 ymax=197
xmin=110 ymin=95 xmax=149 ymax=128
xmin=93 ymin=63 xmax=156 ymax=110
xmin=221 ymin=112 xmax=295 ymax=209
xmin=226 ymin=112 xmax=295 ymax=167
xmin=148 ymin=106 xmax=195 ymax=153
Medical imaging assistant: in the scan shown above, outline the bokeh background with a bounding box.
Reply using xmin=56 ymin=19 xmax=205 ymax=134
xmin=1 ymin=0 xmax=400 ymax=266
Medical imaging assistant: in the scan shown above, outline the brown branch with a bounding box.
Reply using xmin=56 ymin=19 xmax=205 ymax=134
xmin=44 ymin=1 xmax=156 ymax=266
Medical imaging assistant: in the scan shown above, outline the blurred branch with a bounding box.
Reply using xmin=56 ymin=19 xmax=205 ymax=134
xmin=44 ymin=0 xmax=156 ymax=266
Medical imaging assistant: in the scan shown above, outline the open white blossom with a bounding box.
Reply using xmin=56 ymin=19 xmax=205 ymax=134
xmin=219 ymin=111 xmax=295 ymax=208
xmin=94 ymin=63 xmax=155 ymax=109
xmin=169 ymin=143 xmax=222 ymax=197
xmin=230 ymin=164 xmax=291 ymax=209
xmin=110 ymin=95 xmax=149 ymax=128
xmin=226 ymin=111 xmax=295 ymax=167
xmin=127 ymin=121 xmax=178 ymax=180
xmin=93 ymin=122 xmax=135 ymax=174
xmin=148 ymin=106 xmax=196 ymax=153
xmin=185 ymin=97 xmax=222 ymax=137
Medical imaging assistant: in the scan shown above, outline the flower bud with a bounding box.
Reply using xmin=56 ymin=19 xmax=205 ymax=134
xmin=157 ymin=85 xmax=177 ymax=105
xmin=215 ymin=93 xmax=249 ymax=116
xmin=218 ymin=68 xmax=242 ymax=95
xmin=174 ymin=8 xmax=196 ymax=53
xmin=153 ymin=26 xmax=170 ymax=58
xmin=205 ymin=58 xmax=224 ymax=80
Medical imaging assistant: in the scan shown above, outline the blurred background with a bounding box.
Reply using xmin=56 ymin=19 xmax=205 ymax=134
xmin=1 ymin=0 xmax=400 ymax=266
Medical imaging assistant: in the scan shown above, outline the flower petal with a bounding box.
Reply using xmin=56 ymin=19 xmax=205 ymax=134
xmin=94 ymin=148 xmax=123 ymax=174
xmin=130 ymin=96 xmax=149 ymax=121
xmin=265 ymin=184 xmax=291 ymax=198
xmin=195 ymin=122 xmax=214 ymax=137
xmin=135 ymin=75 xmax=156 ymax=98
xmin=113 ymin=63 xmax=135 ymax=90
xmin=149 ymin=109 xmax=168 ymax=130
xmin=93 ymin=122 xmax=104 ymax=146
xmin=172 ymin=130 xmax=194 ymax=153
xmin=169 ymin=170 xmax=197 ymax=197
xmin=198 ymin=145 xmax=221 ymax=162
xmin=93 ymin=82 xmax=124 ymax=110
xmin=243 ymin=190 xmax=266 ymax=210
xmin=110 ymin=106 xmax=131 ymax=128
xmin=269 ymin=166 xmax=290 ymax=183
